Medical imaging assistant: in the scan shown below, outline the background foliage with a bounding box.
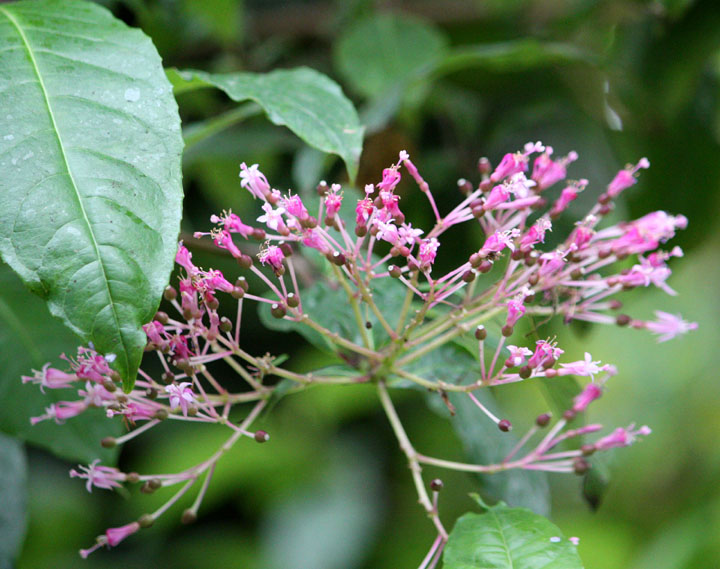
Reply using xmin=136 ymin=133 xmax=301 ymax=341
xmin=3 ymin=0 xmax=719 ymax=568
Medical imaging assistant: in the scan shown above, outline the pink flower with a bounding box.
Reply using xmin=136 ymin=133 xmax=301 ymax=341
xmin=571 ymin=382 xmax=602 ymax=413
xmin=211 ymin=211 xmax=254 ymax=238
xmin=176 ymin=242 xmax=198 ymax=277
xmin=324 ymin=184 xmax=343 ymax=217
xmin=22 ymin=364 xmax=77 ymax=391
xmin=284 ymin=194 xmax=309 ymax=220
xmin=559 ymin=352 xmax=608 ymax=378
xmin=481 ymin=229 xmax=520 ymax=254
xmin=105 ymin=522 xmax=141 ymax=547
xmin=31 ymin=400 xmax=87 ymax=425
xmin=165 ymin=382 xmax=197 ymax=416
xmin=198 ymin=269 xmax=234 ymax=294
xmin=606 ymin=158 xmax=650 ymax=198
xmin=258 ymin=244 xmax=285 ymax=274
xmin=483 ymin=184 xmax=510 ymax=210
xmin=644 ymin=311 xmax=698 ymax=342
xmin=302 ymin=228 xmax=331 ymax=254
xmin=505 ymin=296 xmax=526 ymax=328
xmin=549 ymin=179 xmax=587 ymax=217
xmin=70 ymin=459 xmax=125 ymax=493
xmin=257 ymin=202 xmax=288 ymax=233
xmin=527 ymin=340 xmax=564 ymax=369
xmin=538 ymin=250 xmax=567 ymax=277
xmin=506 ymin=345 xmax=532 ymax=367
xmin=374 ymin=219 xmax=401 ymax=246
xmin=418 ymin=238 xmax=439 ymax=269
xmin=355 ymin=196 xmax=374 ymax=226
xmin=239 ymin=162 xmax=271 ymax=199
xmin=519 ymin=217 xmax=552 ymax=251
xmin=398 ymin=223 xmax=423 ymax=245
xmin=531 ymin=147 xmax=578 ymax=189
xmin=213 ymin=230 xmax=243 ymax=259
xmin=377 ymin=166 xmax=401 ymax=193
xmin=594 ymin=425 xmax=651 ymax=451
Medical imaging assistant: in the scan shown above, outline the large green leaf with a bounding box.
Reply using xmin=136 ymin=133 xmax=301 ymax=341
xmin=0 ymin=0 xmax=184 ymax=390
xmin=334 ymin=13 xmax=448 ymax=99
xmin=169 ymin=67 xmax=363 ymax=180
xmin=443 ymin=498 xmax=584 ymax=569
xmin=0 ymin=264 xmax=120 ymax=464
xmin=0 ymin=433 xmax=26 ymax=569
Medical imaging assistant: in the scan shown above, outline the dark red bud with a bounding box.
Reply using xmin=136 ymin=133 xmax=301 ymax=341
xmin=498 ymin=419 xmax=512 ymax=432
xmin=536 ymin=413 xmax=552 ymax=427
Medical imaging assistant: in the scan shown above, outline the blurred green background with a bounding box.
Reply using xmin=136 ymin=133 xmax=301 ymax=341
xmin=5 ymin=0 xmax=720 ymax=568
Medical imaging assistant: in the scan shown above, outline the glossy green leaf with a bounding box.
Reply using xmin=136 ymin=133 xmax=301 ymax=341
xmin=0 ymin=433 xmax=26 ymax=569
xmin=444 ymin=498 xmax=584 ymax=569
xmin=419 ymin=345 xmax=551 ymax=516
xmin=0 ymin=0 xmax=184 ymax=390
xmin=334 ymin=12 xmax=448 ymax=99
xmin=0 ymin=264 xmax=120 ymax=464
xmin=431 ymin=40 xmax=596 ymax=77
xmin=170 ymin=67 xmax=363 ymax=180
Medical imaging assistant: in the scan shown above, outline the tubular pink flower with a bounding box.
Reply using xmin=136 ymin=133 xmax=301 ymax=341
xmin=324 ymin=184 xmax=343 ymax=217
xmin=302 ymin=228 xmax=331 ymax=254
xmin=481 ymin=229 xmax=520 ymax=254
xmin=239 ymin=162 xmax=271 ymax=199
xmin=213 ymin=230 xmax=243 ymax=259
xmin=377 ymin=166 xmax=401 ymax=193
xmin=169 ymin=334 xmax=193 ymax=360
xmin=538 ymin=250 xmax=567 ymax=277
xmin=519 ymin=217 xmax=552 ymax=251
xmin=257 ymin=202 xmax=288 ymax=233
xmin=70 ymin=459 xmax=125 ymax=493
xmin=594 ymin=425 xmax=652 ymax=451
xmin=22 ymin=364 xmax=77 ymax=391
xmin=355 ymin=196 xmax=374 ymax=226
xmin=175 ymin=242 xmax=198 ymax=277
xmin=531 ymin=147 xmax=578 ymax=190
xmin=572 ymin=382 xmax=603 ymax=413
xmin=559 ymin=352 xmax=606 ymax=378
xmin=198 ymin=269 xmax=234 ymax=294
xmin=418 ymin=238 xmax=439 ymax=269
xmin=211 ymin=211 xmax=254 ymax=239
xmin=284 ymin=194 xmax=309 ymax=220
xmin=31 ymin=400 xmax=87 ymax=425
xmin=258 ymin=244 xmax=285 ymax=273
xmin=165 ymin=382 xmax=197 ymax=416
xmin=505 ymin=296 xmax=526 ymax=328
xmin=506 ymin=345 xmax=532 ymax=367
xmin=644 ymin=311 xmax=698 ymax=342
xmin=549 ymin=179 xmax=587 ymax=217
xmin=105 ymin=522 xmax=141 ymax=547
xmin=483 ymin=184 xmax=510 ymax=210
xmin=527 ymin=340 xmax=564 ymax=369
xmin=606 ymin=158 xmax=650 ymax=198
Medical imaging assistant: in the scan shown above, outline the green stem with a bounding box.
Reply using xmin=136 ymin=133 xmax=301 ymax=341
xmin=183 ymin=103 xmax=263 ymax=151
xmin=331 ymin=264 xmax=371 ymax=349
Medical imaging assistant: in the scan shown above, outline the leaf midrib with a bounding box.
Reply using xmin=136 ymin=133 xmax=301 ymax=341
xmin=0 ymin=6 xmax=126 ymax=369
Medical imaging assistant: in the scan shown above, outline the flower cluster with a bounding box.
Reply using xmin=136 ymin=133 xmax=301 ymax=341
xmin=23 ymin=143 xmax=696 ymax=563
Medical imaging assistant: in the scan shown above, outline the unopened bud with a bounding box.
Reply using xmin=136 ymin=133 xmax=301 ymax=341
xmin=206 ymin=297 xmax=220 ymax=311
xmin=329 ymin=251 xmax=346 ymax=266
xmin=154 ymin=311 xmax=169 ymax=325
xmin=316 ymin=181 xmax=329 ymax=196
xmin=279 ymin=241 xmax=293 ymax=257
xmin=162 ymin=371 xmax=175 ymax=384
xmin=519 ymin=366 xmax=531 ymax=379
xmin=478 ymin=260 xmax=492 ymax=273
xmin=616 ymin=314 xmax=631 ymax=326
xmin=271 ymin=303 xmax=286 ymax=319
xmin=286 ymin=293 xmax=300 ymax=308
xmin=474 ymin=326 xmax=487 ymax=341
xmin=389 ymin=265 xmax=402 ymax=278
xmin=138 ymin=514 xmax=154 ymax=528
xmin=580 ymin=444 xmax=596 ymax=456
xmin=219 ymin=316 xmax=232 ymax=333
xmin=181 ymin=509 xmax=197 ymax=525
xmin=163 ymin=285 xmax=177 ymax=301
xmin=101 ymin=437 xmax=117 ymax=448
xmin=498 ymin=419 xmax=512 ymax=432
xmin=573 ymin=458 xmax=591 ymax=475
xmin=478 ymin=157 xmax=492 ymax=175
xmin=462 ymin=270 xmax=476 ymax=283
xmin=430 ymin=478 xmax=444 ymax=491
xmin=125 ymin=472 xmax=140 ymax=484
xmin=154 ymin=408 xmax=169 ymax=420
xmin=254 ymin=430 xmax=270 ymax=443
xmin=238 ymin=254 xmax=254 ymax=269
xmin=102 ymin=379 xmax=117 ymax=392
xmin=536 ymin=413 xmax=552 ymax=427
xmin=501 ymin=324 xmax=514 ymax=337
xmin=252 ymin=228 xmax=266 ymax=241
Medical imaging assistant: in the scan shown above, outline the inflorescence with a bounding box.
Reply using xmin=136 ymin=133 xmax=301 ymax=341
xmin=23 ymin=142 xmax=696 ymax=563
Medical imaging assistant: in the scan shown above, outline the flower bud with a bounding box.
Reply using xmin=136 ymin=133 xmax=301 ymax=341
xmin=254 ymin=430 xmax=270 ymax=443
xmin=271 ymin=303 xmax=287 ymax=319
xmin=286 ymin=293 xmax=300 ymax=308
xmin=498 ymin=419 xmax=512 ymax=432
xmin=101 ymin=437 xmax=117 ymax=448
xmin=389 ymin=265 xmax=402 ymax=278
xmin=430 ymin=478 xmax=444 ymax=491
xmin=138 ymin=514 xmax=154 ymax=529
xmin=474 ymin=326 xmax=487 ymax=341
xmin=536 ymin=413 xmax=552 ymax=427
xmin=163 ymin=285 xmax=177 ymax=301
xmin=219 ymin=317 xmax=232 ymax=333
xmin=181 ymin=509 xmax=197 ymax=525
xmin=573 ymin=458 xmax=591 ymax=475
xmin=154 ymin=311 xmax=169 ymax=325
xmin=616 ymin=314 xmax=631 ymax=327
xmin=462 ymin=270 xmax=476 ymax=283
